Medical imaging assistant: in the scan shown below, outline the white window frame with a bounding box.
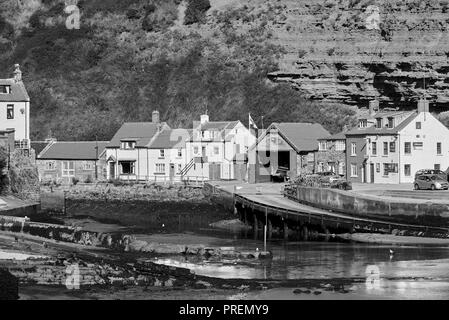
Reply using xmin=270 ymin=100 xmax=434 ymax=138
xmin=155 ymin=163 xmax=165 ymax=174
xmin=159 ymin=149 xmax=165 ymax=158
xmin=62 ymin=161 xmax=75 ymax=177
xmin=350 ymin=164 xmax=358 ymax=177
xmin=351 ymin=143 xmax=356 ymax=156
xmin=335 ymin=140 xmax=345 ymax=151
xmin=120 ymin=141 xmax=136 ymax=150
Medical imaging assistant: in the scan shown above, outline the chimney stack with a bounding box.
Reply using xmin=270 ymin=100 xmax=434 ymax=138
xmin=200 ymin=114 xmax=209 ymax=124
xmin=417 ymin=98 xmax=429 ymax=113
xmin=369 ymin=100 xmax=379 ymax=116
xmin=152 ymin=110 xmax=160 ymax=123
xmin=13 ymin=64 xmax=22 ymax=82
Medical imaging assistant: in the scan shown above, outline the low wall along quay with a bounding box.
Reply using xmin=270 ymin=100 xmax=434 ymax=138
xmin=285 ymin=185 xmax=449 ymax=228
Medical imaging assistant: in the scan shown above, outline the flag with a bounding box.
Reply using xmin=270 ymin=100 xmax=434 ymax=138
xmin=249 ymin=114 xmax=258 ymax=131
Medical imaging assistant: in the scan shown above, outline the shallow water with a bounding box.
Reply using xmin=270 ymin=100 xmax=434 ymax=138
xmin=148 ymin=226 xmax=449 ymax=299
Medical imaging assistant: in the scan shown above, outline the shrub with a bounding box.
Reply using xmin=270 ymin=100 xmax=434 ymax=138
xmin=72 ymin=177 xmax=79 ymax=185
xmin=84 ymin=175 xmax=93 ymax=183
xmin=298 ymin=49 xmax=307 ymax=58
xmin=184 ymin=0 xmax=211 ymax=25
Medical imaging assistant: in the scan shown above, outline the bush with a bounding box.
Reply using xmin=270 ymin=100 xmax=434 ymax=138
xmin=72 ymin=177 xmax=79 ymax=185
xmin=184 ymin=0 xmax=211 ymax=25
xmin=84 ymin=175 xmax=93 ymax=183
xmin=330 ymin=180 xmax=352 ymax=190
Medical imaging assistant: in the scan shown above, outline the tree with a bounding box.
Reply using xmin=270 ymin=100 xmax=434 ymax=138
xmin=184 ymin=0 xmax=211 ymax=25
xmin=0 ymin=147 xmax=9 ymax=194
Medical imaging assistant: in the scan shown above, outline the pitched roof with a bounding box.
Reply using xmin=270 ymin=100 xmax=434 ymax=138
xmin=147 ymin=128 xmax=192 ymax=149
xmin=0 ymin=79 xmax=30 ymax=102
xmin=260 ymin=122 xmax=330 ymax=153
xmin=38 ymin=141 xmax=109 ymax=160
xmin=346 ymin=111 xmax=418 ymax=136
xmin=107 ymin=122 xmax=170 ymax=148
xmin=31 ymin=141 xmax=51 ymax=155
xmin=199 ymin=121 xmax=239 ymax=131
xmin=319 ymin=132 xmax=346 ymax=141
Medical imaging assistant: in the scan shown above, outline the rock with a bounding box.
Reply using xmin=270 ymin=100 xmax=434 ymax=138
xmin=0 ymin=269 xmax=19 ymax=300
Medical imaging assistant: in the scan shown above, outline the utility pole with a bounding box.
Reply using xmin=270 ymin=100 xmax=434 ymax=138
xmin=95 ymin=135 xmax=98 ymax=180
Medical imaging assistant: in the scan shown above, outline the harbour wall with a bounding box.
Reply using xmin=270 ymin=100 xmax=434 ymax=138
xmin=286 ymin=186 xmax=449 ymax=227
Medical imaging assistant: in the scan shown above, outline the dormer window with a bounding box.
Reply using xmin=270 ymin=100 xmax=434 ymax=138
xmin=359 ymin=119 xmax=367 ymax=128
xmin=376 ymin=118 xmax=383 ymax=128
xmin=121 ymin=141 xmax=136 ymax=150
xmin=0 ymin=85 xmax=11 ymax=94
xmin=387 ymin=117 xmax=394 ymax=128
xmin=159 ymin=149 xmax=165 ymax=158
xmin=319 ymin=141 xmax=327 ymax=151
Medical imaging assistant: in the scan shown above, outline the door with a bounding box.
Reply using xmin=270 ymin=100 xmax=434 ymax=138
xmin=109 ymin=162 xmax=115 ymax=180
xmin=370 ymin=163 xmax=374 ymax=183
xmin=169 ymin=164 xmax=175 ymax=181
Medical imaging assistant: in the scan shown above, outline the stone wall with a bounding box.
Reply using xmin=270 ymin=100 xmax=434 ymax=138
xmin=290 ymin=186 xmax=449 ymax=227
xmin=8 ymin=149 xmax=40 ymax=202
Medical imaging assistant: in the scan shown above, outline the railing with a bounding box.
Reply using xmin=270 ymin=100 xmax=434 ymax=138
xmin=179 ymin=158 xmax=195 ymax=176
xmin=113 ymin=174 xmax=209 ymax=185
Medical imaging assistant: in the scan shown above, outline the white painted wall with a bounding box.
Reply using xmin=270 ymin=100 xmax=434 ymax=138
xmin=0 ymin=101 xmax=29 ymax=141
xmin=364 ymin=112 xmax=449 ymax=184
xmin=399 ymin=112 xmax=449 ymax=183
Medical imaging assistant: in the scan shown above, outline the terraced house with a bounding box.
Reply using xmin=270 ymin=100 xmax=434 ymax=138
xmin=181 ymin=114 xmax=256 ymax=181
xmin=345 ymin=99 xmax=449 ymax=184
xmin=37 ymin=141 xmax=108 ymax=184
xmin=105 ymin=111 xmax=170 ymax=181
xmin=316 ymin=132 xmax=346 ymax=177
xmin=0 ymin=64 xmax=30 ymax=150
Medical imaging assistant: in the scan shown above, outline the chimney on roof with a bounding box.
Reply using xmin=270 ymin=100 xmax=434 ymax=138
xmin=200 ymin=114 xmax=209 ymax=124
xmin=152 ymin=110 xmax=160 ymax=123
xmin=13 ymin=64 xmax=22 ymax=82
xmin=417 ymin=98 xmax=429 ymax=113
xmin=369 ymin=100 xmax=379 ymax=116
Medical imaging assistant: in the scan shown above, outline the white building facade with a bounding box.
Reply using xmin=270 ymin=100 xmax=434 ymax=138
xmin=0 ymin=64 xmax=30 ymax=148
xmin=363 ymin=100 xmax=449 ymax=184
xmin=182 ymin=114 xmax=256 ymax=181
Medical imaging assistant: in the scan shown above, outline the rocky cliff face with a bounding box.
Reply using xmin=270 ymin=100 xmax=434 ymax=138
xmin=259 ymin=0 xmax=449 ymax=110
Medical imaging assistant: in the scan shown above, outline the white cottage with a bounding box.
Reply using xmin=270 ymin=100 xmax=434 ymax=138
xmin=0 ymin=64 xmax=30 ymax=149
xmin=182 ymin=114 xmax=256 ymax=181
xmin=353 ymin=99 xmax=449 ymax=184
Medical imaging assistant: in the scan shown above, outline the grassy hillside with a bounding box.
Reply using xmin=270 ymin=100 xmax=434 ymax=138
xmin=0 ymin=0 xmax=356 ymax=141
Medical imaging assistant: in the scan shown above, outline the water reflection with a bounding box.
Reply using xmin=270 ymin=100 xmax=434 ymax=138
xmin=150 ymin=236 xmax=449 ymax=282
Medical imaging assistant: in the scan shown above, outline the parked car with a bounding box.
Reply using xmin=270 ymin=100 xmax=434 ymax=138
xmin=414 ymin=169 xmax=447 ymax=181
xmin=414 ymin=174 xmax=449 ymax=190
xmin=315 ymin=171 xmax=344 ymax=183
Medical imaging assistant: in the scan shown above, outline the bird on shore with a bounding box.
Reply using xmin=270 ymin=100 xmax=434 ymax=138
xmin=389 ymin=249 xmax=394 ymax=260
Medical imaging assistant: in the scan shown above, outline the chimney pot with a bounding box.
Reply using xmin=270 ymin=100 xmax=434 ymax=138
xmin=200 ymin=114 xmax=209 ymax=124
xmin=13 ymin=64 xmax=22 ymax=82
xmin=369 ymin=100 xmax=379 ymax=115
xmin=417 ymin=99 xmax=429 ymax=113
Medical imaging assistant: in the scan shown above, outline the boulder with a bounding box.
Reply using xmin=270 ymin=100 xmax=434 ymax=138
xmin=0 ymin=269 xmax=19 ymax=300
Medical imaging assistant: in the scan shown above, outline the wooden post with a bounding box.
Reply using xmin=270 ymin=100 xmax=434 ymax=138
xmin=253 ymin=212 xmax=258 ymax=233
xmin=283 ymin=220 xmax=289 ymax=241
xmin=301 ymin=225 xmax=309 ymax=241
xmin=267 ymin=218 xmax=273 ymax=240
